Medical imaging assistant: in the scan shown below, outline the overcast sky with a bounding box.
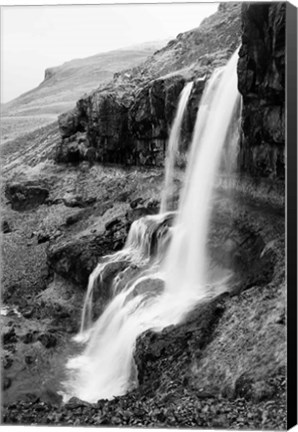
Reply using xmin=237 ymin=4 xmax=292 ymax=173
xmin=1 ymin=2 xmax=218 ymax=103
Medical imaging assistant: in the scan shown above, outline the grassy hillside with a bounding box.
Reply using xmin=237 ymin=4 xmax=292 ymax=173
xmin=1 ymin=42 xmax=165 ymax=143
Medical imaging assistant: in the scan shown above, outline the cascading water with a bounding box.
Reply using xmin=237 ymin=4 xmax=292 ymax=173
xmin=160 ymin=81 xmax=193 ymax=214
xmin=78 ymin=213 xmax=171 ymax=336
xmin=62 ymin=49 xmax=241 ymax=403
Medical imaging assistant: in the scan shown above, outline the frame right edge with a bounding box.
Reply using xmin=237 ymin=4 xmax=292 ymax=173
xmin=286 ymin=1 xmax=298 ymax=430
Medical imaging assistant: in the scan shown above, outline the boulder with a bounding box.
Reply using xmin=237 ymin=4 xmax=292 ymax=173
xmin=37 ymin=332 xmax=57 ymax=349
xmin=3 ymin=327 xmax=18 ymax=345
xmin=134 ymin=296 xmax=226 ymax=393
xmin=40 ymin=388 xmax=63 ymax=406
xmin=65 ymin=397 xmax=92 ymax=409
xmin=105 ymin=217 xmax=122 ymax=232
xmin=130 ymin=197 xmax=144 ymax=209
xmin=37 ymin=231 xmax=51 ymax=244
xmin=62 ymin=193 xmax=96 ymax=208
xmin=65 ymin=213 xmax=83 ymax=226
xmin=3 ymin=355 xmax=13 ymax=369
xmin=58 ymin=108 xmax=81 ymax=139
xmin=5 ymin=181 xmax=49 ymax=211
xmin=2 ymin=220 xmax=11 ymax=233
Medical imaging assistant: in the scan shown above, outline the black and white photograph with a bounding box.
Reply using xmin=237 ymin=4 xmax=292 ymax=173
xmin=0 ymin=0 xmax=297 ymax=429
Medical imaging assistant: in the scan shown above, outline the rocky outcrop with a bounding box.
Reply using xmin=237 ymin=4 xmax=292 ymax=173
xmin=44 ymin=67 xmax=57 ymax=81
xmin=56 ymin=4 xmax=242 ymax=166
xmin=56 ymin=76 xmax=205 ymax=166
xmin=47 ymin=204 xmax=170 ymax=287
xmin=237 ymin=3 xmax=285 ymax=179
xmin=47 ymin=221 xmax=129 ymax=286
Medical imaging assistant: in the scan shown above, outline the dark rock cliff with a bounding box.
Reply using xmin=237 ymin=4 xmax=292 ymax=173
xmin=56 ymin=3 xmax=241 ymax=167
xmin=237 ymin=2 xmax=285 ymax=179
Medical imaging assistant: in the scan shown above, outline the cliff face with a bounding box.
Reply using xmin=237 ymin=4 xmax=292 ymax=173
xmin=57 ymin=3 xmax=286 ymax=181
xmin=56 ymin=3 xmax=242 ymax=166
xmin=237 ymin=2 xmax=285 ymax=179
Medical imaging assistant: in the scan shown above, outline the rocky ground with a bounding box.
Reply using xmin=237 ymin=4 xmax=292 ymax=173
xmin=0 ymin=156 xmax=169 ymax=404
xmin=1 ymin=3 xmax=287 ymax=428
xmin=1 ymin=148 xmax=286 ymax=428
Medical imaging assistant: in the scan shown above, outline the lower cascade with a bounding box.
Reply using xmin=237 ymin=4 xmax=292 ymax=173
xmin=62 ymin=50 xmax=241 ymax=403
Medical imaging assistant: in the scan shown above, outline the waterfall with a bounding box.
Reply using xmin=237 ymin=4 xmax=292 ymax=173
xmin=164 ymin=50 xmax=241 ymax=295
xmin=62 ymin=50 xmax=241 ymax=403
xmin=160 ymin=81 xmax=193 ymax=214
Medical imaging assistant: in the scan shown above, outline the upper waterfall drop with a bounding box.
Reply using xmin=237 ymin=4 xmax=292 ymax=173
xmin=163 ymin=50 xmax=241 ymax=296
xmin=62 ymin=50 xmax=241 ymax=404
xmin=160 ymin=81 xmax=193 ymax=214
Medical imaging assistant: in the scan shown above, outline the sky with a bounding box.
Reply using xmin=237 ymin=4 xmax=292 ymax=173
xmin=0 ymin=2 xmax=218 ymax=103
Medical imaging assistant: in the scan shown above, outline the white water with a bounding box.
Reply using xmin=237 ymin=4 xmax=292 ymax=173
xmin=62 ymin=50 xmax=241 ymax=403
xmin=160 ymin=81 xmax=193 ymax=214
